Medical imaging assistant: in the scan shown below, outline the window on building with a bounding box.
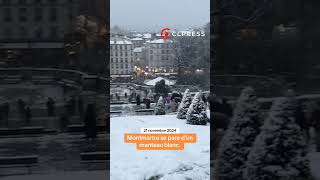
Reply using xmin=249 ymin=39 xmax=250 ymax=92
xmin=120 ymin=64 xmax=123 ymax=68
xmin=19 ymin=8 xmax=27 ymax=22
xmin=34 ymin=7 xmax=42 ymax=21
xmin=50 ymin=8 xmax=57 ymax=22
xmin=19 ymin=26 xmax=27 ymax=39
xmin=4 ymin=27 xmax=12 ymax=39
xmin=19 ymin=0 xmax=27 ymax=4
xmin=120 ymin=58 xmax=123 ymax=63
xmin=125 ymin=58 xmax=127 ymax=63
xmin=49 ymin=0 xmax=57 ymax=4
xmin=50 ymin=26 xmax=58 ymax=38
xmin=69 ymin=12 xmax=73 ymax=20
xmin=35 ymin=27 xmax=43 ymax=39
xmin=3 ymin=8 xmax=11 ymax=22
xmin=2 ymin=0 xmax=10 ymax=5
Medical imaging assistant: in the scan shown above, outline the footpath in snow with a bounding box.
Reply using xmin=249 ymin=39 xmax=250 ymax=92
xmin=110 ymin=115 xmax=210 ymax=180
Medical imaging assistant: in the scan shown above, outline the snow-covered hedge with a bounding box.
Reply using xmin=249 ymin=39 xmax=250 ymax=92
xmin=186 ymin=91 xmax=208 ymax=125
xmin=177 ymin=89 xmax=192 ymax=119
xmin=215 ymin=87 xmax=261 ymax=180
xmin=244 ymin=97 xmax=311 ymax=180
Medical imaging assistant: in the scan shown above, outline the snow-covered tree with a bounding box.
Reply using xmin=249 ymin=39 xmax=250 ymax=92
xmin=244 ymin=97 xmax=311 ymax=180
xmin=177 ymin=89 xmax=192 ymax=119
xmin=155 ymin=96 xmax=166 ymax=115
xmin=215 ymin=87 xmax=261 ymax=180
xmin=186 ymin=91 xmax=208 ymax=125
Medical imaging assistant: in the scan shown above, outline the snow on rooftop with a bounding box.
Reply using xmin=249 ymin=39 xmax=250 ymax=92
xmin=143 ymin=33 xmax=152 ymax=39
xmin=148 ymin=39 xmax=172 ymax=44
xmin=110 ymin=40 xmax=132 ymax=45
xmin=133 ymin=47 xmax=143 ymax=53
xmin=145 ymin=77 xmax=175 ymax=86
xmin=131 ymin=37 xmax=143 ymax=41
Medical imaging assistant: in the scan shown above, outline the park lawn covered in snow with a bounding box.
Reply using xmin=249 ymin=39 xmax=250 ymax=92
xmin=110 ymin=115 xmax=210 ymax=180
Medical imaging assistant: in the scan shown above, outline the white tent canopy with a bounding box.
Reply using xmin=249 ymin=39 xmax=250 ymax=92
xmin=144 ymin=77 xmax=175 ymax=86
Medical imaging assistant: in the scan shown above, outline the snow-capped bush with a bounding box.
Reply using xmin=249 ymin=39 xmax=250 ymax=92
xmin=186 ymin=91 xmax=208 ymax=125
xmin=177 ymin=89 xmax=192 ymax=119
xmin=155 ymin=96 xmax=166 ymax=115
xmin=215 ymin=87 xmax=261 ymax=180
xmin=244 ymin=97 xmax=311 ymax=180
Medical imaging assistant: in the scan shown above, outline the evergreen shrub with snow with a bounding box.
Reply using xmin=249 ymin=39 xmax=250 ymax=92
xmin=155 ymin=96 xmax=166 ymax=115
xmin=177 ymin=89 xmax=192 ymax=119
xmin=215 ymin=87 xmax=261 ymax=180
xmin=244 ymin=97 xmax=311 ymax=180
xmin=186 ymin=91 xmax=208 ymax=125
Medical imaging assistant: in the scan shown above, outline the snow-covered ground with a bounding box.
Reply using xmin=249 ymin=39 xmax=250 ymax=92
xmin=0 ymin=171 xmax=108 ymax=180
xmin=110 ymin=115 xmax=210 ymax=180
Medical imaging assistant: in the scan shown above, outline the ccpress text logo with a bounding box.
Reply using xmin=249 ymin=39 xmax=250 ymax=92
xmin=160 ymin=27 xmax=205 ymax=40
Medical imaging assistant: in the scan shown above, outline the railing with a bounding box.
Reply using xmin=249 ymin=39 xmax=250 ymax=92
xmin=0 ymin=67 xmax=110 ymax=92
xmin=212 ymin=74 xmax=284 ymax=97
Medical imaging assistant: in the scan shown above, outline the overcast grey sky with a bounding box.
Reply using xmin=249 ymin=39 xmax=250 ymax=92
xmin=111 ymin=0 xmax=210 ymax=32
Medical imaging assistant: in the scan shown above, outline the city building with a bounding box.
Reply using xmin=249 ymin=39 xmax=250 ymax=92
xmin=0 ymin=0 xmax=80 ymax=44
xmin=0 ymin=0 xmax=82 ymax=67
xmin=0 ymin=0 xmax=107 ymax=69
xmin=110 ymin=40 xmax=134 ymax=78
xmin=142 ymin=33 xmax=152 ymax=40
xmin=131 ymin=37 xmax=144 ymax=48
xmin=146 ymin=39 xmax=175 ymax=73
xmin=133 ymin=47 xmax=147 ymax=67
